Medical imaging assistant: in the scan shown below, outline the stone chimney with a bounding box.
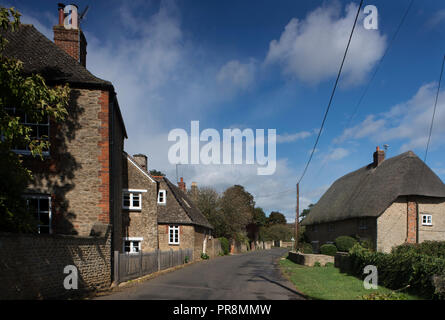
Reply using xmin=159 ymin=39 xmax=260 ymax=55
xmin=53 ymin=3 xmax=87 ymax=67
xmin=178 ymin=177 xmax=186 ymax=192
xmin=373 ymin=146 xmax=385 ymax=167
xmin=190 ymin=182 xmax=198 ymax=202
xmin=133 ymin=154 xmax=148 ymax=171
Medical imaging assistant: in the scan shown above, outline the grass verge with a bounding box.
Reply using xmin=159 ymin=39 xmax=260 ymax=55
xmin=279 ymin=256 xmax=421 ymax=300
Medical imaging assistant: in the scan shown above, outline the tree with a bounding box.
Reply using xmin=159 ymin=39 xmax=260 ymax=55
xmin=259 ymin=224 xmax=293 ymax=241
xmin=0 ymin=7 xmax=70 ymax=232
xmin=300 ymin=203 xmax=314 ymax=220
xmin=218 ymin=185 xmax=254 ymax=240
xmin=149 ymin=169 xmax=165 ymax=176
xmin=267 ymin=211 xmax=287 ymax=225
xmin=252 ymin=207 xmax=267 ymax=227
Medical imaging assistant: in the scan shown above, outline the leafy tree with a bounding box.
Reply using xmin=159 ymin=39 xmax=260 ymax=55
xmin=252 ymin=207 xmax=267 ymax=227
xmin=149 ymin=169 xmax=165 ymax=176
xmin=259 ymin=224 xmax=293 ymax=241
xmin=219 ymin=185 xmax=254 ymax=240
xmin=0 ymin=7 xmax=69 ymax=232
xmin=267 ymin=211 xmax=287 ymax=225
xmin=300 ymin=203 xmax=314 ymax=220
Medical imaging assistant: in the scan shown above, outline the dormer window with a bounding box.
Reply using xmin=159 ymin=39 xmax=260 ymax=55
xmin=158 ymin=189 xmax=166 ymax=204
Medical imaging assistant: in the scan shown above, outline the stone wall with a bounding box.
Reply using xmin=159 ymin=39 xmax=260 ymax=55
xmin=418 ymin=197 xmax=445 ymax=243
xmin=377 ymin=197 xmax=408 ymax=253
xmin=0 ymin=230 xmax=111 ymax=299
xmin=158 ymin=224 xmax=195 ymax=259
xmin=122 ymin=156 xmax=158 ymax=251
xmin=288 ymin=251 xmax=334 ymax=267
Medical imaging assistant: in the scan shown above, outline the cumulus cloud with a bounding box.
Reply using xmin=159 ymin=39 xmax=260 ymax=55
xmin=322 ymin=147 xmax=350 ymax=162
xmin=265 ymin=1 xmax=386 ymax=85
xmin=276 ymin=130 xmax=314 ymax=143
xmin=335 ymin=82 xmax=445 ymax=152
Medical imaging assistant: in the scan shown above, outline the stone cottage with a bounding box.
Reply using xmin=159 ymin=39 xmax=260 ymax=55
xmin=302 ymin=148 xmax=445 ymax=253
xmin=154 ymin=176 xmax=215 ymax=260
xmin=0 ymin=4 xmax=127 ymax=297
xmin=121 ymin=152 xmax=158 ymax=253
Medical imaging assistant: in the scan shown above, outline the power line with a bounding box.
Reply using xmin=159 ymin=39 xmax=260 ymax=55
xmin=424 ymin=54 xmax=445 ymax=164
xmin=345 ymin=0 xmax=415 ymax=129
xmin=297 ymin=0 xmax=364 ymax=185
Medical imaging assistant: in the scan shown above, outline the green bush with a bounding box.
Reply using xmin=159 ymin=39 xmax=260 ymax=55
xmin=320 ymin=244 xmax=337 ymax=256
xmin=391 ymin=241 xmax=445 ymax=259
xmin=184 ymin=256 xmax=189 ymax=263
xmin=219 ymin=237 xmax=229 ymax=255
xmin=201 ymin=252 xmax=209 ymax=260
xmin=313 ymin=261 xmax=321 ymax=267
xmin=324 ymin=262 xmax=334 ymax=268
xmin=299 ymin=243 xmax=313 ymax=254
xmin=335 ymin=236 xmax=358 ymax=252
xmin=349 ymin=243 xmax=445 ymax=299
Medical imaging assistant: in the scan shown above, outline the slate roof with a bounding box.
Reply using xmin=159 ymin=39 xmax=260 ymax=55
xmin=2 ymin=24 xmax=127 ymax=138
xmin=155 ymin=176 xmax=213 ymax=229
xmin=2 ymin=24 xmax=112 ymax=88
xmin=301 ymin=151 xmax=445 ymax=226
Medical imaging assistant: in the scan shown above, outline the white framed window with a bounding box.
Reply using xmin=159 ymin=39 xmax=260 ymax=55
xmin=123 ymin=237 xmax=142 ymax=254
xmin=5 ymin=107 xmax=50 ymax=156
xmin=25 ymin=195 xmax=52 ymax=234
xmin=168 ymin=225 xmax=180 ymax=245
xmin=158 ymin=189 xmax=166 ymax=204
xmin=122 ymin=191 xmax=143 ymax=210
xmin=421 ymin=214 xmax=433 ymax=226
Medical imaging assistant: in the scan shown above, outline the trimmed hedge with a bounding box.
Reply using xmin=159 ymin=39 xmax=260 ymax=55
xmin=349 ymin=243 xmax=445 ymax=299
xmin=219 ymin=237 xmax=230 ymax=255
xmin=391 ymin=241 xmax=445 ymax=259
xmin=320 ymin=244 xmax=337 ymax=256
xmin=299 ymin=243 xmax=313 ymax=254
xmin=335 ymin=236 xmax=357 ymax=252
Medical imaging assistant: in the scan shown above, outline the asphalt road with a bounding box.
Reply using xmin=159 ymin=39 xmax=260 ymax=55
xmin=96 ymin=248 xmax=305 ymax=300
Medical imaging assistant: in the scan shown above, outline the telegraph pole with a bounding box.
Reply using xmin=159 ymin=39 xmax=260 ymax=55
xmin=295 ymin=182 xmax=299 ymax=251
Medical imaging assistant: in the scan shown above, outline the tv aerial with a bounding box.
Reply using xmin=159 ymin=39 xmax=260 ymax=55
xmin=79 ymin=5 xmax=89 ymax=23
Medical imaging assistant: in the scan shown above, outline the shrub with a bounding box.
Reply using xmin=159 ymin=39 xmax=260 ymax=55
xmin=359 ymin=239 xmax=374 ymax=251
xmin=349 ymin=243 xmax=445 ymax=299
xmin=320 ymin=244 xmax=337 ymax=256
xmin=335 ymin=236 xmax=358 ymax=252
xmin=392 ymin=241 xmax=445 ymax=259
xmin=201 ymin=252 xmax=209 ymax=260
xmin=325 ymin=262 xmax=334 ymax=268
xmin=299 ymin=243 xmax=313 ymax=254
xmin=219 ymin=237 xmax=229 ymax=255
xmin=313 ymin=261 xmax=321 ymax=267
xmin=184 ymin=256 xmax=189 ymax=263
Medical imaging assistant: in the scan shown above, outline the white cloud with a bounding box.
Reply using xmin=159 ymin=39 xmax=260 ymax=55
xmin=217 ymin=59 xmax=257 ymax=90
xmin=336 ymin=82 xmax=445 ymax=153
xmin=264 ymin=1 xmax=386 ymax=85
xmin=322 ymin=147 xmax=350 ymax=162
xmin=276 ymin=130 xmax=313 ymax=143
xmin=426 ymin=10 xmax=445 ymax=29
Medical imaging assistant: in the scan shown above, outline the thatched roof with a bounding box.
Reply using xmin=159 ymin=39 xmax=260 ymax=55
xmin=301 ymin=151 xmax=445 ymax=225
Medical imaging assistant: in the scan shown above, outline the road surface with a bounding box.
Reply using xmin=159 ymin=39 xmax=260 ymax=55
xmin=96 ymin=248 xmax=305 ymax=300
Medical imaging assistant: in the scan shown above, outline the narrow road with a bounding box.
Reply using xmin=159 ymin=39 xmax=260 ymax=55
xmin=96 ymin=248 xmax=305 ymax=300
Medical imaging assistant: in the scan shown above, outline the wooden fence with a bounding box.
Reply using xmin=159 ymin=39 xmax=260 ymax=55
xmin=114 ymin=248 xmax=193 ymax=284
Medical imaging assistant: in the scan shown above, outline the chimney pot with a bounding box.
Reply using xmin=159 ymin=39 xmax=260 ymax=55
xmin=178 ymin=177 xmax=186 ymax=192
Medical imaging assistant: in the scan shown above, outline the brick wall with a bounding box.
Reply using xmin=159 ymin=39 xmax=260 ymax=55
xmin=0 ymin=230 xmax=111 ymax=299
xmin=407 ymin=198 xmax=418 ymax=243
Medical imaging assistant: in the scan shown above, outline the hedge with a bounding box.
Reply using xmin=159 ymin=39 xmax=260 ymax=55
xmin=219 ymin=237 xmax=230 ymax=255
xmin=320 ymin=244 xmax=337 ymax=256
xmin=391 ymin=241 xmax=445 ymax=259
xmin=349 ymin=243 xmax=445 ymax=299
xmin=335 ymin=236 xmax=357 ymax=252
xmin=299 ymin=243 xmax=313 ymax=254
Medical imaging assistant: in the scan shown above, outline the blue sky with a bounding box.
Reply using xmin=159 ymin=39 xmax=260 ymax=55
xmin=5 ymin=0 xmax=445 ymax=221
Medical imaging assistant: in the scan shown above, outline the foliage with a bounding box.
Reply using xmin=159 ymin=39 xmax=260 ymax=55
xmin=149 ymin=169 xmax=165 ymax=176
xmin=361 ymin=292 xmax=410 ymax=300
xmin=200 ymin=252 xmax=209 ymax=260
xmin=259 ymin=223 xmax=293 ymax=241
xmin=280 ymin=258 xmax=420 ymax=300
xmin=349 ymin=243 xmax=445 ymax=299
xmin=219 ymin=237 xmax=230 ymax=255
xmin=252 ymin=207 xmax=267 ymax=227
xmin=335 ymin=236 xmax=358 ymax=252
xmin=184 ymin=256 xmax=189 ymax=263
xmin=300 ymin=203 xmax=314 ymax=220
xmin=391 ymin=241 xmax=445 ymax=259
xmin=320 ymin=244 xmax=337 ymax=256
xmin=218 ymin=185 xmax=254 ymax=239
xmin=324 ymin=262 xmax=334 ymax=268
xmin=0 ymin=7 xmax=70 ymax=233
xmin=299 ymin=242 xmax=313 ymax=254
xmin=267 ymin=211 xmax=287 ymax=225
xmin=313 ymin=261 xmax=321 ymax=267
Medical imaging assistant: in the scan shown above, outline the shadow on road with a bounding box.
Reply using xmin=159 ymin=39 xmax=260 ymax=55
xmin=258 ymin=275 xmax=307 ymax=300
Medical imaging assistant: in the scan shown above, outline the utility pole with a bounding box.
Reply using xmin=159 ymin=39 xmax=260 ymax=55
xmin=295 ymin=182 xmax=299 ymax=251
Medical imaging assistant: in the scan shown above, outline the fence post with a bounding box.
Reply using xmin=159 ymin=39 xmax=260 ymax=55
xmin=139 ymin=250 xmax=143 ymax=277
xmin=157 ymin=249 xmax=160 ymax=271
xmin=170 ymin=249 xmax=173 ymax=268
xmin=114 ymin=251 xmax=119 ymax=285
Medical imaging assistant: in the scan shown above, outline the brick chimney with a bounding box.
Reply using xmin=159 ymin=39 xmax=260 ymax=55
xmin=373 ymin=146 xmax=385 ymax=167
xmin=178 ymin=177 xmax=186 ymax=192
xmin=133 ymin=154 xmax=148 ymax=171
xmin=53 ymin=3 xmax=87 ymax=67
